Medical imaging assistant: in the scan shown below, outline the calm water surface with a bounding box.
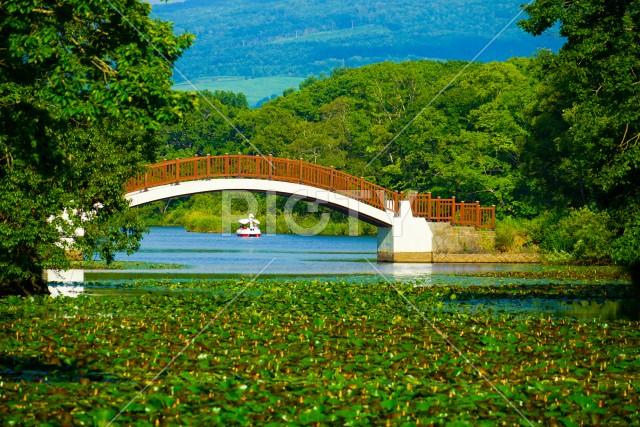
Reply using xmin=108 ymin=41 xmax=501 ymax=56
xmin=80 ymin=227 xmax=636 ymax=320
xmin=87 ymin=227 xmax=542 ymax=281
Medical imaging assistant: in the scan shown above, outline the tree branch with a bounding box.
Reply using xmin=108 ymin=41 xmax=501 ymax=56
xmin=32 ymin=8 xmax=54 ymax=15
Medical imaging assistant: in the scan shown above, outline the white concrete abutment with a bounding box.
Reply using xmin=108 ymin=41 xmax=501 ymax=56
xmin=376 ymin=201 xmax=434 ymax=262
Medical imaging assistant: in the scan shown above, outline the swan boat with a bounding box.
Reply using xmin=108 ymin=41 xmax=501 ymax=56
xmin=236 ymin=213 xmax=261 ymax=237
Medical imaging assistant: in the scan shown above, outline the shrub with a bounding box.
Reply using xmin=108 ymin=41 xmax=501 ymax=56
xmin=184 ymin=211 xmax=221 ymax=232
xmin=610 ymin=216 xmax=640 ymax=267
xmin=494 ymin=216 xmax=539 ymax=253
xmin=541 ymin=207 xmax=613 ymax=265
xmin=494 ymin=220 xmax=516 ymax=252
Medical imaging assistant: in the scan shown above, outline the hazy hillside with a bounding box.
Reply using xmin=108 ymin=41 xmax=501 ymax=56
xmin=153 ymin=0 xmax=564 ymax=81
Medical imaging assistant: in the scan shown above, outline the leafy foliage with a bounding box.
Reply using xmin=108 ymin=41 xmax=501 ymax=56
xmin=160 ymin=59 xmax=541 ymax=214
xmin=0 ymin=279 xmax=638 ymax=425
xmin=0 ymin=0 xmax=195 ymax=294
xmin=519 ymin=0 xmax=640 ymax=265
xmin=540 ymin=208 xmax=614 ymax=265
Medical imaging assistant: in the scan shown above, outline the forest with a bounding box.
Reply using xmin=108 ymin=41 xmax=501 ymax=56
xmin=151 ymin=0 xmax=564 ymax=79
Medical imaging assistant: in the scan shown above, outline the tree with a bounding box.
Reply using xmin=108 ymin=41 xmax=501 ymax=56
xmin=158 ymin=90 xmax=247 ymax=159
xmin=399 ymin=60 xmax=536 ymax=211
xmin=0 ymin=0 xmax=195 ymax=295
xmin=519 ymin=0 xmax=640 ymax=265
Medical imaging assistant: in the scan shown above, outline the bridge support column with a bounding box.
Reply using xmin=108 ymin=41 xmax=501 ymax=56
xmin=377 ymin=201 xmax=433 ymax=263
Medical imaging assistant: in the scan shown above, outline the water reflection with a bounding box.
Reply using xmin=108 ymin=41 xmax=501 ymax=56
xmin=553 ymin=299 xmax=639 ymax=321
xmin=443 ymin=298 xmax=639 ymax=321
xmin=48 ymin=285 xmax=84 ymax=298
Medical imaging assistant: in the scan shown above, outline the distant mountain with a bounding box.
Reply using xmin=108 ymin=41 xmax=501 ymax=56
xmin=152 ymin=0 xmax=563 ymax=81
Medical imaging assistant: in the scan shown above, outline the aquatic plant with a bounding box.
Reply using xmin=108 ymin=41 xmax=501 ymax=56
xmin=0 ymin=280 xmax=638 ymax=425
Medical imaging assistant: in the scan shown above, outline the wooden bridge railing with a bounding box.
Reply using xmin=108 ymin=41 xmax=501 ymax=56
xmin=408 ymin=193 xmax=495 ymax=229
xmin=125 ymin=154 xmax=495 ymax=229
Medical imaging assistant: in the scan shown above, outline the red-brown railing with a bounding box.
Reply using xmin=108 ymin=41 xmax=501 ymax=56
xmin=408 ymin=193 xmax=495 ymax=229
xmin=125 ymin=154 xmax=495 ymax=229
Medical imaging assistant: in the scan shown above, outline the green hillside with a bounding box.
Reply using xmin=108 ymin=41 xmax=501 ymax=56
xmin=153 ymin=0 xmax=564 ymax=80
xmin=159 ymin=59 xmax=535 ymax=213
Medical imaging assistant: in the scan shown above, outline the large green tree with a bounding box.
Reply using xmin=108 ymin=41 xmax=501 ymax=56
xmin=519 ymin=0 xmax=640 ymax=265
xmin=0 ymin=0 xmax=195 ymax=295
xmin=399 ymin=60 xmax=536 ymax=213
xmin=158 ymin=90 xmax=248 ymax=160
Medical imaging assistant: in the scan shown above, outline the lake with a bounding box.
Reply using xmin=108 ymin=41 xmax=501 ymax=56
xmin=75 ymin=227 xmax=637 ymax=321
xmin=87 ymin=226 xmax=536 ymax=282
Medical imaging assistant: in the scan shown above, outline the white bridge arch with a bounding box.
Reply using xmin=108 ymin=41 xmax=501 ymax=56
xmin=126 ymin=176 xmax=434 ymax=263
xmin=124 ymin=155 xmax=495 ymax=229
xmin=126 ymin=178 xmax=395 ymax=227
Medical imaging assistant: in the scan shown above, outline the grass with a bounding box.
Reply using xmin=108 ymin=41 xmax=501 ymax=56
xmin=173 ymin=76 xmax=306 ymax=107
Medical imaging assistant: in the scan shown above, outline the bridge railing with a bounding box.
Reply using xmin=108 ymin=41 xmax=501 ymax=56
xmin=125 ymin=154 xmax=495 ymax=229
xmin=408 ymin=193 xmax=496 ymax=229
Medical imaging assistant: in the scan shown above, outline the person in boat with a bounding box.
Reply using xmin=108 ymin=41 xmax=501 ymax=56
xmin=247 ymin=213 xmax=259 ymax=228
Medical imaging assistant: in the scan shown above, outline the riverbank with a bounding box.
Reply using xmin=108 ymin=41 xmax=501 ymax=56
xmin=71 ymin=261 xmax=186 ymax=270
xmin=134 ymin=194 xmax=378 ymax=236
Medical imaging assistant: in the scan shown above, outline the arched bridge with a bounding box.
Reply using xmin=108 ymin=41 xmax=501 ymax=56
xmin=124 ymin=154 xmax=495 ymax=229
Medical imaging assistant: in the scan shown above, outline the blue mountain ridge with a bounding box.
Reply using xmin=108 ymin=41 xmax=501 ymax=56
xmin=151 ymin=0 xmax=564 ymax=81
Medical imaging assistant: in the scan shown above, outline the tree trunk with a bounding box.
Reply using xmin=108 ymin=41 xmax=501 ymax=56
xmin=0 ymin=276 xmax=50 ymax=297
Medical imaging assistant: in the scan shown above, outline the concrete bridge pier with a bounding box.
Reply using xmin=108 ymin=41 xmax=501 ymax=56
xmin=377 ymin=201 xmax=433 ymax=262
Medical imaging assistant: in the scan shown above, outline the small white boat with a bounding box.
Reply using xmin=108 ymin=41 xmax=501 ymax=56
xmin=236 ymin=213 xmax=261 ymax=237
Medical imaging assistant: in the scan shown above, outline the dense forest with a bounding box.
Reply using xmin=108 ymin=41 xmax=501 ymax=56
xmin=151 ymin=0 xmax=564 ymax=79
xmin=145 ymin=58 xmax=533 ymax=236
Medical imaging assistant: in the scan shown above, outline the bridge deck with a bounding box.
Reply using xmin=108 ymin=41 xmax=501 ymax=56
xmin=125 ymin=154 xmax=495 ymax=229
